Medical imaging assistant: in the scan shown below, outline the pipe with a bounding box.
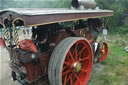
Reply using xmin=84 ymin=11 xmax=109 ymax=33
xmin=78 ymin=0 xmax=96 ymax=9
xmin=71 ymin=0 xmax=97 ymax=9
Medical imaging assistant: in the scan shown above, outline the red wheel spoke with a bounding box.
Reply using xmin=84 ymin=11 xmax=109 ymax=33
xmin=74 ymin=72 xmax=81 ymax=85
xmin=70 ymin=77 xmax=73 ymax=85
xmin=100 ymin=52 xmax=103 ymax=55
xmin=77 ymin=72 xmax=80 ymax=78
xmin=101 ymin=53 xmax=104 ymax=56
xmin=64 ymin=74 xmax=68 ymax=85
xmin=64 ymin=61 xmax=71 ymax=66
xmin=100 ymin=48 xmax=103 ymax=50
xmin=72 ymin=74 xmax=75 ymax=83
xmin=80 ymin=68 xmax=87 ymax=73
xmin=67 ymin=73 xmax=73 ymax=81
xmin=64 ymin=73 xmax=73 ymax=84
xmin=66 ymin=53 xmax=70 ymax=61
xmin=79 ymin=57 xmax=89 ymax=62
xmin=62 ymin=70 xmax=72 ymax=76
xmin=73 ymin=43 xmax=78 ymax=60
xmin=78 ymin=47 xmax=86 ymax=58
xmin=62 ymin=66 xmax=67 ymax=72
xmin=68 ymin=50 xmax=75 ymax=62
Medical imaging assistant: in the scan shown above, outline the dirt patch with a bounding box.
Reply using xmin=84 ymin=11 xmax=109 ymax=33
xmin=92 ymin=63 xmax=104 ymax=73
xmin=0 ymin=48 xmax=19 ymax=85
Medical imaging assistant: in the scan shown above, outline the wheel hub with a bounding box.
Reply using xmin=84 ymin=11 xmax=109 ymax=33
xmin=101 ymin=49 xmax=105 ymax=53
xmin=100 ymin=49 xmax=105 ymax=54
xmin=73 ymin=62 xmax=82 ymax=72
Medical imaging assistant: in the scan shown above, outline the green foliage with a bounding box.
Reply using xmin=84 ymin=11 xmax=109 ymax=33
xmin=96 ymin=0 xmax=128 ymax=28
xmin=0 ymin=0 xmax=72 ymax=9
xmin=108 ymin=20 xmax=128 ymax=40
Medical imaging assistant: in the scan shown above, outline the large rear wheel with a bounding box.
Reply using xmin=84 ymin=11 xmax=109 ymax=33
xmin=48 ymin=37 xmax=93 ymax=85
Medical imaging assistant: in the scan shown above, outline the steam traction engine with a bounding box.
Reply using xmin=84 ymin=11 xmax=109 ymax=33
xmin=0 ymin=7 xmax=113 ymax=85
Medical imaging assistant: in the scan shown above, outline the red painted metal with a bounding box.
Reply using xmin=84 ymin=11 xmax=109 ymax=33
xmin=8 ymin=31 xmax=71 ymax=82
xmin=98 ymin=42 xmax=108 ymax=61
xmin=0 ymin=38 xmax=5 ymax=48
xmin=61 ymin=40 xmax=93 ymax=85
xmin=19 ymin=39 xmax=37 ymax=53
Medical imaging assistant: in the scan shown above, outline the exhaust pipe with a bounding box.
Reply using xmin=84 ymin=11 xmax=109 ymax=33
xmin=79 ymin=0 xmax=96 ymax=9
xmin=71 ymin=0 xmax=97 ymax=9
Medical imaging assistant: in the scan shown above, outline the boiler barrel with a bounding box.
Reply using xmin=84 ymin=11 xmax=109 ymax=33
xmin=78 ymin=0 xmax=96 ymax=9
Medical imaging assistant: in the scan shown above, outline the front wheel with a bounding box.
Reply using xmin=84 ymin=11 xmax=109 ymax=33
xmin=98 ymin=42 xmax=108 ymax=61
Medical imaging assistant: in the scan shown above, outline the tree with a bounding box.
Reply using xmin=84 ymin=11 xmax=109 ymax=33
xmin=95 ymin=0 xmax=128 ymax=27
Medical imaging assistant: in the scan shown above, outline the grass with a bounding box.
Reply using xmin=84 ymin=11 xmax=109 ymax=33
xmin=88 ymin=26 xmax=128 ymax=85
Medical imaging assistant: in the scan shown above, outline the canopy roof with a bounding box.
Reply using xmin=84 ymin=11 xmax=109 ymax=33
xmin=0 ymin=8 xmax=113 ymax=26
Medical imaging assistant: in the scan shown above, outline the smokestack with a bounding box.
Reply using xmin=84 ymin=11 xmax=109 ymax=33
xmin=71 ymin=0 xmax=97 ymax=9
xmin=71 ymin=0 xmax=80 ymax=9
